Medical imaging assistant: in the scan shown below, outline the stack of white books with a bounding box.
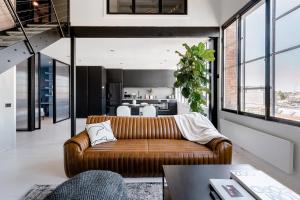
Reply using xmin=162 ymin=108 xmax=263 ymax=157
xmin=209 ymin=169 xmax=300 ymax=200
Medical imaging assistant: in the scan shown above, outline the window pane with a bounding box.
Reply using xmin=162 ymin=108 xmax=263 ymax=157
xmin=136 ymin=0 xmax=159 ymax=13
xmin=223 ymin=22 xmax=238 ymax=110
xmin=273 ymin=48 xmax=300 ymax=122
xmin=241 ymin=59 xmax=265 ymax=115
xmin=276 ymin=0 xmax=300 ymax=17
xmin=162 ymin=0 xmax=185 ymax=14
xmin=243 ymin=3 xmax=265 ymax=61
xmin=109 ymin=0 xmax=133 ymax=13
xmin=276 ymin=8 xmax=300 ymax=51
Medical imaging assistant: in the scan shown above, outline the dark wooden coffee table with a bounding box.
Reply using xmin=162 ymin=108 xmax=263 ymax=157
xmin=162 ymin=164 xmax=254 ymax=200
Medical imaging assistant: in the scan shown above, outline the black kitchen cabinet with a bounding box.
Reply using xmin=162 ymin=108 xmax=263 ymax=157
xmin=106 ymin=69 xmax=123 ymax=115
xmin=107 ymin=69 xmax=123 ymax=83
xmin=76 ymin=67 xmax=88 ymax=118
xmin=123 ymin=70 xmax=175 ymax=87
xmin=76 ymin=66 xmax=106 ymax=118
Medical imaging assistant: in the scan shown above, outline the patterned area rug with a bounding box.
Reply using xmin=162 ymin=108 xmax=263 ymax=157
xmin=22 ymin=183 xmax=162 ymax=200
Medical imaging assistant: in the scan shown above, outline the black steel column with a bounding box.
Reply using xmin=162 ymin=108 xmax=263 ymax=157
xmin=209 ymin=38 xmax=219 ymax=128
xmin=53 ymin=60 xmax=57 ymax=123
xmin=70 ymin=31 xmax=76 ymax=137
xmin=28 ymin=56 xmax=36 ymax=131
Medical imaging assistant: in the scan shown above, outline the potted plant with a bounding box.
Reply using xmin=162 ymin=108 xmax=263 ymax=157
xmin=174 ymin=42 xmax=215 ymax=113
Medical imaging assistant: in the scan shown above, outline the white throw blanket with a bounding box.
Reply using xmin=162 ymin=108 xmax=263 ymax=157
xmin=174 ymin=113 xmax=227 ymax=144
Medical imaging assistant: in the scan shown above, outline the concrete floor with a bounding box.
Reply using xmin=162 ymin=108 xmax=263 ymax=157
xmin=0 ymin=118 xmax=251 ymax=200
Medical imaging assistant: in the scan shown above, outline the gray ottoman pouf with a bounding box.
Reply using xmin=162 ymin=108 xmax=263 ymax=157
xmin=45 ymin=170 xmax=128 ymax=200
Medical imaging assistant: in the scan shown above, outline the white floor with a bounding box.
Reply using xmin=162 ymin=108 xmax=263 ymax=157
xmin=0 ymin=118 xmax=252 ymax=200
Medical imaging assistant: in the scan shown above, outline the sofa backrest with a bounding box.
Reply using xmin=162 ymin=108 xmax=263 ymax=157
xmin=86 ymin=116 xmax=183 ymax=140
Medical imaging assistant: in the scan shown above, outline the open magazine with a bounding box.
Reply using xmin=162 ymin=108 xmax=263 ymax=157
xmin=209 ymin=169 xmax=300 ymax=200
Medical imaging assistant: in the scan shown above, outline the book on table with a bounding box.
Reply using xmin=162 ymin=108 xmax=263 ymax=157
xmin=209 ymin=179 xmax=255 ymax=200
xmin=230 ymin=169 xmax=300 ymax=200
xmin=209 ymin=169 xmax=300 ymax=200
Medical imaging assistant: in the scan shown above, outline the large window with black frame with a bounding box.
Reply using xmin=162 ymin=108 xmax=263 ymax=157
xmin=222 ymin=0 xmax=300 ymax=125
xmin=240 ymin=2 xmax=266 ymax=115
xmin=270 ymin=0 xmax=300 ymax=122
xmin=107 ymin=0 xmax=187 ymax=14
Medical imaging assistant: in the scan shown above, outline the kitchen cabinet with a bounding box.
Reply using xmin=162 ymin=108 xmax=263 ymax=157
xmin=121 ymin=99 xmax=177 ymax=115
xmin=107 ymin=69 xmax=123 ymax=83
xmin=76 ymin=66 xmax=106 ymax=118
xmin=123 ymin=70 xmax=175 ymax=87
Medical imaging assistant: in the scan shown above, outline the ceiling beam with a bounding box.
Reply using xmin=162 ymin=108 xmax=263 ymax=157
xmin=70 ymin=26 xmax=220 ymax=38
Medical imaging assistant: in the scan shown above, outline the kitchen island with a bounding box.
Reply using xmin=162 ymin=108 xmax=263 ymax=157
xmin=121 ymin=99 xmax=177 ymax=115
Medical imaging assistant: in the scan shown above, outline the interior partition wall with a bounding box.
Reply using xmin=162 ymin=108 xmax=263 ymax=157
xmin=53 ymin=60 xmax=70 ymax=123
xmin=16 ymin=59 xmax=29 ymax=131
xmin=16 ymin=55 xmax=40 ymax=131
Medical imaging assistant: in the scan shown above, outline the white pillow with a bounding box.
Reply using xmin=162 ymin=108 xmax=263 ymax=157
xmin=86 ymin=120 xmax=117 ymax=146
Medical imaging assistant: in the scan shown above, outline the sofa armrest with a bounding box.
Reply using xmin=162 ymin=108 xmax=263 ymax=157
xmin=205 ymin=137 xmax=232 ymax=164
xmin=64 ymin=131 xmax=90 ymax=177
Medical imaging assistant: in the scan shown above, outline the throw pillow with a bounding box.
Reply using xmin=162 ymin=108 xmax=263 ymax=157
xmin=86 ymin=120 xmax=117 ymax=146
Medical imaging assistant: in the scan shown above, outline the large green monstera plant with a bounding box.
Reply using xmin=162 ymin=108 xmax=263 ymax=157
xmin=174 ymin=42 xmax=215 ymax=113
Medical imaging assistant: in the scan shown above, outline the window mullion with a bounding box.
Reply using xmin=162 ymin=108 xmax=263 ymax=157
xmin=271 ymin=0 xmax=276 ymax=117
xmin=265 ymin=0 xmax=271 ymax=120
xmin=132 ymin=0 xmax=135 ymax=13
xmin=159 ymin=0 xmax=162 ymax=14
xmin=237 ymin=16 xmax=242 ymax=114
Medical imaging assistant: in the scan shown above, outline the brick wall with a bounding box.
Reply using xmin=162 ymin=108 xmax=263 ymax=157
xmin=224 ymin=22 xmax=238 ymax=110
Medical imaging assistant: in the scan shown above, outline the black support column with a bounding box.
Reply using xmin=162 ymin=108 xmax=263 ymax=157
xmin=208 ymin=37 xmax=219 ymax=128
xmin=70 ymin=32 xmax=76 ymax=137
xmin=28 ymin=56 xmax=36 ymax=131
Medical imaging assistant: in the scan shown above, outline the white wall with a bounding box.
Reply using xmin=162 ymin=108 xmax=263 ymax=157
xmin=0 ymin=67 xmax=16 ymax=152
xmin=70 ymin=0 xmax=220 ymax=27
xmin=219 ymin=0 xmax=250 ymax=24
xmin=219 ymin=112 xmax=300 ymax=192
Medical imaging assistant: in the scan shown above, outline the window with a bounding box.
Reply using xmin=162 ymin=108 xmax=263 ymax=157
xmin=107 ymin=0 xmax=187 ymax=14
xmin=162 ymin=0 xmax=186 ymax=14
xmin=271 ymin=0 xmax=300 ymax=122
xmin=222 ymin=0 xmax=300 ymax=126
xmin=223 ymin=21 xmax=238 ymax=110
xmin=240 ymin=2 xmax=266 ymax=115
xmin=135 ymin=0 xmax=159 ymax=14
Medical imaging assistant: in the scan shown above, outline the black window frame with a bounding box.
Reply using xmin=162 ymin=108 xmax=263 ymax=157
xmin=221 ymin=0 xmax=300 ymax=127
xmin=107 ymin=0 xmax=188 ymax=15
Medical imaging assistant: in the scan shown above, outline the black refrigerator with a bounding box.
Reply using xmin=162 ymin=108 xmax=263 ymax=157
xmin=107 ymin=83 xmax=122 ymax=115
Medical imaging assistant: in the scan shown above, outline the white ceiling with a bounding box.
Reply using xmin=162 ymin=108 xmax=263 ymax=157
xmin=41 ymin=38 xmax=208 ymax=69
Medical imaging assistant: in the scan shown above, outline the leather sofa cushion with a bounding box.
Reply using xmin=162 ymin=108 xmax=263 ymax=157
xmin=147 ymin=139 xmax=212 ymax=153
xmin=82 ymin=139 xmax=215 ymax=177
xmin=88 ymin=139 xmax=212 ymax=154
xmin=86 ymin=116 xmax=183 ymax=140
xmin=89 ymin=139 xmax=148 ymax=152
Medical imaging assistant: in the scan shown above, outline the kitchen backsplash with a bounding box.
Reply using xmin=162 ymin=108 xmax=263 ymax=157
xmin=123 ymin=87 xmax=174 ymax=99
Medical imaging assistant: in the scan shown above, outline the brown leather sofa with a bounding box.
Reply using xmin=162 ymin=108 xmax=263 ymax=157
xmin=64 ymin=116 xmax=232 ymax=178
